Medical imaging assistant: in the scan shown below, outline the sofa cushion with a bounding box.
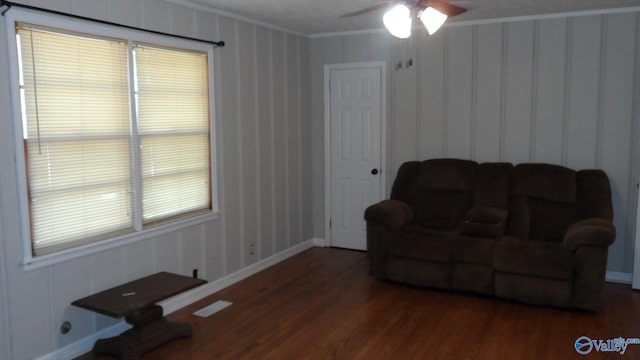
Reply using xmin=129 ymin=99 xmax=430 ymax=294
xmin=507 ymin=195 xmax=576 ymax=242
xmin=526 ymin=197 xmax=575 ymax=242
xmin=411 ymin=190 xmax=473 ymax=230
xmin=465 ymin=207 xmax=509 ymax=224
xmin=510 ymin=164 xmax=577 ymax=203
xmin=400 ymin=224 xmax=458 ymax=238
xmin=460 ymin=221 xmax=506 ymax=238
xmin=387 ymin=232 xmax=453 ymax=263
xmin=494 ymin=236 xmax=574 ymax=280
xmin=417 ymin=159 xmax=478 ymax=191
xmin=453 ymin=236 xmax=496 ymax=266
xmin=474 ymin=162 xmax=513 ymax=208
xmin=576 ymin=170 xmax=614 ymax=221
xmin=507 ymin=164 xmax=578 ymax=242
xmin=452 ymin=264 xmax=493 ymax=295
xmin=460 ymin=207 xmax=508 ymax=238
xmin=389 ymin=160 xmax=476 ymax=230
xmin=390 ymin=161 xmax=420 ymax=202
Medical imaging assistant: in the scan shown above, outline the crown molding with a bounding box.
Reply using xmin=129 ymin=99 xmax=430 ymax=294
xmin=164 ymin=0 xmax=307 ymax=37
xmin=311 ymin=6 xmax=640 ymax=38
xmin=165 ymin=1 xmax=640 ymax=40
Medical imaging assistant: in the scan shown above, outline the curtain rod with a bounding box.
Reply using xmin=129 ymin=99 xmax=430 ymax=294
xmin=0 ymin=0 xmax=225 ymax=48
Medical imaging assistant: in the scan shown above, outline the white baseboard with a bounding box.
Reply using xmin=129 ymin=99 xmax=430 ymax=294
xmin=36 ymin=238 xmax=318 ymax=360
xmin=605 ymin=271 xmax=633 ymax=284
xmin=159 ymin=239 xmax=316 ymax=314
xmin=34 ymin=321 xmax=131 ymax=360
xmin=311 ymin=237 xmax=326 ymax=247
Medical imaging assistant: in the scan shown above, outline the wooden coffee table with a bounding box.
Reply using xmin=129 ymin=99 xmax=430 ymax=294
xmin=72 ymin=272 xmax=207 ymax=359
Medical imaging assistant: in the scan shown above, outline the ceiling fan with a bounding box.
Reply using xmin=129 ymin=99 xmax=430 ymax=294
xmin=340 ymin=0 xmax=468 ymax=38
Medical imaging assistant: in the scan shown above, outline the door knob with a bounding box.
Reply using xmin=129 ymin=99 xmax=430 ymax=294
xmin=371 ymin=168 xmax=379 ymax=175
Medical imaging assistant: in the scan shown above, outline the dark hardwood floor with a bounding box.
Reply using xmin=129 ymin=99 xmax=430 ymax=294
xmin=77 ymin=248 xmax=640 ymax=359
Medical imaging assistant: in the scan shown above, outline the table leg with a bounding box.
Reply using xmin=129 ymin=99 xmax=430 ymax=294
xmin=92 ymin=305 xmax=193 ymax=359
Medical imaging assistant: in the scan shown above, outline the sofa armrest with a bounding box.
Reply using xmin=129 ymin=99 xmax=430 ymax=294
xmin=364 ymin=199 xmax=414 ymax=231
xmin=460 ymin=207 xmax=508 ymax=238
xmin=563 ymin=218 xmax=616 ymax=251
xmin=573 ymin=246 xmax=609 ymax=311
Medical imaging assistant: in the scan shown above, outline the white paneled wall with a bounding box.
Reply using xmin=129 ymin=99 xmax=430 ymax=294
xmin=0 ymin=0 xmax=311 ymax=358
xmin=0 ymin=192 xmax=9 ymax=360
xmin=310 ymin=11 xmax=640 ymax=275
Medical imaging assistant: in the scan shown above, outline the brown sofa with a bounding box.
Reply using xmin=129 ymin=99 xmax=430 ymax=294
xmin=364 ymin=159 xmax=615 ymax=311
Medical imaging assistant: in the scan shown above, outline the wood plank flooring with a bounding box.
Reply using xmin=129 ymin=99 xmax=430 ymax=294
xmin=77 ymin=248 xmax=640 ymax=359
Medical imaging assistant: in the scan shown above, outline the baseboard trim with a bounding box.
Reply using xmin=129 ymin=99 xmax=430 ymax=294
xmin=605 ymin=271 xmax=633 ymax=284
xmin=159 ymin=239 xmax=316 ymax=314
xmin=34 ymin=321 xmax=131 ymax=360
xmin=35 ymin=239 xmax=317 ymax=360
xmin=311 ymin=237 xmax=326 ymax=247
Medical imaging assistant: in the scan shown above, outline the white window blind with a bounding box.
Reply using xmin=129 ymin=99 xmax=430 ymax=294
xmin=133 ymin=45 xmax=212 ymax=224
xmin=18 ymin=24 xmax=133 ymax=256
xmin=15 ymin=23 xmax=213 ymax=258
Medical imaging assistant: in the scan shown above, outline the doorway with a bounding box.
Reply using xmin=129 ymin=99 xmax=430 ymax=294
xmin=324 ymin=62 xmax=387 ymax=250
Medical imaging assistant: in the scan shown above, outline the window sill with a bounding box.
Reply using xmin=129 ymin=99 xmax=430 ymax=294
xmin=21 ymin=211 xmax=219 ymax=271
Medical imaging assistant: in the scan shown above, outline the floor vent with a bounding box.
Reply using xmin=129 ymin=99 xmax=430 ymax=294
xmin=193 ymin=300 xmax=232 ymax=318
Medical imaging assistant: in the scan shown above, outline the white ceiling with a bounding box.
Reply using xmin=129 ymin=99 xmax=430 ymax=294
xmin=181 ymin=0 xmax=640 ymax=35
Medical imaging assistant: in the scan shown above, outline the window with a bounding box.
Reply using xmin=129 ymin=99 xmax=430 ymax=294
xmin=133 ymin=45 xmax=212 ymax=225
xmin=11 ymin=18 xmax=216 ymax=262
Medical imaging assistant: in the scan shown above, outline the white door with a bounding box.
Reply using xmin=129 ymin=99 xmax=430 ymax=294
xmin=326 ymin=63 xmax=386 ymax=250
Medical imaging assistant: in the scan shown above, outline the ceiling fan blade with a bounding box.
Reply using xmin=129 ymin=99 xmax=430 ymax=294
xmin=428 ymin=1 xmax=467 ymax=17
xmin=339 ymin=2 xmax=394 ymax=18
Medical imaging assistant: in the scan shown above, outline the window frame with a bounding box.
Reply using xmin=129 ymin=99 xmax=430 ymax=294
xmin=5 ymin=8 xmax=219 ymax=270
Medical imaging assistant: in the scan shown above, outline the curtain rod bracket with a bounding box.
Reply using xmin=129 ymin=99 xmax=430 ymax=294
xmin=0 ymin=0 xmax=225 ymax=47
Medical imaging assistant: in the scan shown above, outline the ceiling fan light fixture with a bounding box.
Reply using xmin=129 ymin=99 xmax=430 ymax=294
xmin=383 ymin=4 xmax=412 ymax=39
xmin=419 ymin=6 xmax=448 ymax=35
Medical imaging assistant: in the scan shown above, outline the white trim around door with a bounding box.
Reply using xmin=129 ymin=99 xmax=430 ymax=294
xmin=633 ymin=177 xmax=640 ymax=289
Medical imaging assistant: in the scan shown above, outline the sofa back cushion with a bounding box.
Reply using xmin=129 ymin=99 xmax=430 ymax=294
xmin=416 ymin=159 xmax=477 ymax=191
xmin=474 ymin=162 xmax=513 ymax=209
xmin=507 ymin=164 xmax=577 ymax=242
xmin=412 ymin=190 xmax=474 ymax=229
xmin=390 ymin=161 xmax=420 ymax=202
xmin=576 ymin=170 xmax=614 ymax=221
xmin=391 ymin=159 xmax=478 ymax=230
